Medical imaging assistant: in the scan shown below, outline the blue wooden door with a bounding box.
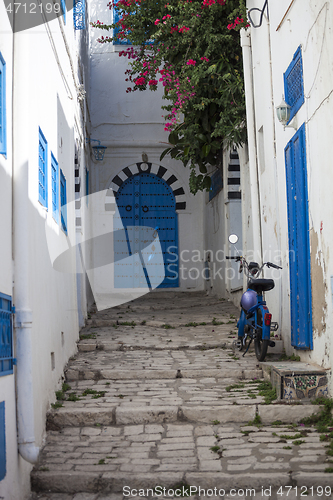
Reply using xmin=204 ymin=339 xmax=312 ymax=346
xmin=285 ymin=124 xmax=312 ymax=349
xmin=114 ymin=173 xmax=179 ymax=288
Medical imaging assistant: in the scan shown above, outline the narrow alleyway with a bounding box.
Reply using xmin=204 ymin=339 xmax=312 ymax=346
xmin=30 ymin=292 xmax=333 ymax=499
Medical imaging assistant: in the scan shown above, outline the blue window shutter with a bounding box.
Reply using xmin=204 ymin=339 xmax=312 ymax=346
xmin=60 ymin=0 xmax=66 ymax=23
xmin=38 ymin=128 xmax=48 ymax=208
xmin=284 ymin=46 xmax=304 ymax=123
xmin=0 ymin=52 xmax=7 ymax=157
xmin=209 ymin=169 xmax=223 ymax=201
xmin=0 ymin=402 xmax=5 ymax=481
xmin=51 ymin=153 xmax=59 ymax=223
xmin=0 ymin=293 xmax=14 ymax=376
xmin=73 ymin=0 xmax=85 ymax=29
xmin=60 ymin=169 xmax=67 ymax=234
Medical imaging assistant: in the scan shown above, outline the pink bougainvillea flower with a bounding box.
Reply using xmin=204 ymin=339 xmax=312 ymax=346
xmin=187 ymin=59 xmax=196 ymax=65
xmin=154 ymin=19 xmax=160 ymax=25
xmin=148 ymin=79 xmax=158 ymax=86
xmin=200 ymin=56 xmax=209 ymax=62
xmin=134 ymin=77 xmax=146 ymax=86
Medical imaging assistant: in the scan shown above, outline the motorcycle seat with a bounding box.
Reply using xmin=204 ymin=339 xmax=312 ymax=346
xmin=248 ymin=278 xmax=275 ymax=293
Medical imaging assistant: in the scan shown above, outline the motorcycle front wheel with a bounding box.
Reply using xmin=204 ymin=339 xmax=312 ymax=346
xmin=254 ymin=309 xmax=269 ymax=362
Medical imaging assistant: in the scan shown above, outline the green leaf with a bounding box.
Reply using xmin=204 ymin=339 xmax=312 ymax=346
xmin=202 ymin=144 xmax=211 ymax=157
xmin=168 ymin=131 xmax=179 ymax=145
xmin=203 ymin=176 xmax=212 ymax=190
xmin=160 ymin=148 xmax=172 ymax=162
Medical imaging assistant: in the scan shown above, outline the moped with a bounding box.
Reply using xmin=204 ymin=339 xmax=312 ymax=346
xmin=227 ymin=235 xmax=282 ymax=361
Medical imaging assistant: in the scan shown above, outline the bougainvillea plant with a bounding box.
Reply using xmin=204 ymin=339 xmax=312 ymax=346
xmin=91 ymin=0 xmax=248 ymax=193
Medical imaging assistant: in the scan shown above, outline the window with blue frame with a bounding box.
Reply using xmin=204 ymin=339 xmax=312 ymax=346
xmin=0 ymin=52 xmax=7 ymax=157
xmin=60 ymin=169 xmax=67 ymax=233
xmin=73 ymin=0 xmax=85 ymax=29
xmin=51 ymin=153 xmax=59 ymax=223
xmin=284 ymin=46 xmax=304 ymax=123
xmin=0 ymin=293 xmax=14 ymax=377
xmin=60 ymin=0 xmax=66 ymax=23
xmin=38 ymin=128 xmax=48 ymax=208
xmin=113 ymin=0 xmax=132 ymax=45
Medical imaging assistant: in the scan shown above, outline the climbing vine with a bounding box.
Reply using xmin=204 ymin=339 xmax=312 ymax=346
xmin=92 ymin=0 xmax=248 ymax=193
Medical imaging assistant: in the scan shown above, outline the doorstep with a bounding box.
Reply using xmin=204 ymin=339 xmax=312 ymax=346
xmin=260 ymin=361 xmax=330 ymax=401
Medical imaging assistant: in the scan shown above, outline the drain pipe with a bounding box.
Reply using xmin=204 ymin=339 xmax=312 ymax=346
xmin=12 ymin=27 xmax=39 ymax=464
xmin=240 ymin=29 xmax=263 ymax=261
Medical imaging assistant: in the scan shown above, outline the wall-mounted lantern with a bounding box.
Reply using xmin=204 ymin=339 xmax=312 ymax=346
xmin=276 ymin=97 xmax=297 ymax=130
xmin=86 ymin=138 xmax=107 ymax=161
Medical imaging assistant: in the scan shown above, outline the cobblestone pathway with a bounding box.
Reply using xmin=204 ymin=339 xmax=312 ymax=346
xmin=30 ymin=292 xmax=333 ymax=500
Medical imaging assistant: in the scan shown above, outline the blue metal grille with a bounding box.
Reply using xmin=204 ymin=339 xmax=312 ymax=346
xmin=60 ymin=170 xmax=67 ymax=234
xmin=38 ymin=128 xmax=48 ymax=207
xmin=284 ymin=46 xmax=304 ymax=122
xmin=0 ymin=52 xmax=7 ymax=156
xmin=51 ymin=154 xmax=59 ymax=223
xmin=209 ymin=169 xmax=223 ymax=201
xmin=73 ymin=0 xmax=85 ymax=30
xmin=114 ymin=173 xmax=179 ymax=288
xmin=0 ymin=401 xmax=5 ymax=481
xmin=0 ymin=293 xmax=14 ymax=376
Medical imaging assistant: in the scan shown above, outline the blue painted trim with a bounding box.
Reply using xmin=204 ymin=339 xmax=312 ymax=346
xmin=73 ymin=0 xmax=85 ymax=30
xmin=60 ymin=169 xmax=67 ymax=234
xmin=60 ymin=0 xmax=66 ymax=23
xmin=284 ymin=123 xmax=312 ymax=350
xmin=38 ymin=128 xmax=48 ymax=208
xmin=0 ymin=52 xmax=7 ymax=158
xmin=51 ymin=153 xmax=59 ymax=224
xmin=0 ymin=401 xmax=5 ymax=481
xmin=284 ymin=45 xmax=304 ymax=123
xmin=0 ymin=293 xmax=14 ymax=377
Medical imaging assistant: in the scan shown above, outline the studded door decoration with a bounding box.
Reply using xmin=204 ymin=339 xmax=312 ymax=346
xmin=114 ymin=172 xmax=179 ymax=288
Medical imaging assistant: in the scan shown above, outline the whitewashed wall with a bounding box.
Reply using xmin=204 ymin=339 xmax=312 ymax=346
xmin=245 ymin=0 xmax=333 ymax=382
xmin=0 ymin=5 xmax=89 ymax=498
xmin=0 ymin=7 xmax=30 ymax=500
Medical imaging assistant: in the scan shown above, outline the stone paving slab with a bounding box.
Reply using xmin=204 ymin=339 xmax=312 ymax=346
xmin=32 ymin=422 xmax=333 ymax=495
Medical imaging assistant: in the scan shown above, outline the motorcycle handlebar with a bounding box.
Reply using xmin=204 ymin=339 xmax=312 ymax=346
xmin=266 ymin=262 xmax=282 ymax=270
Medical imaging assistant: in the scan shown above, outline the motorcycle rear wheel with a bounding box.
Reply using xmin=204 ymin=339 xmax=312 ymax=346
xmin=254 ymin=309 xmax=269 ymax=361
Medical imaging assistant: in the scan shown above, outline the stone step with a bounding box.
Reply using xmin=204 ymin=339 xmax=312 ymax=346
xmin=30 ymin=482 xmax=333 ymax=500
xmin=31 ymin=420 xmax=329 ymax=496
xmin=65 ymin=367 xmax=262 ymax=381
xmin=46 ymin=402 xmax=319 ymax=429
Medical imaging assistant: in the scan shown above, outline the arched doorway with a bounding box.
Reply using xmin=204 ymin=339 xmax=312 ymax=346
xmin=114 ymin=172 xmax=179 ymax=288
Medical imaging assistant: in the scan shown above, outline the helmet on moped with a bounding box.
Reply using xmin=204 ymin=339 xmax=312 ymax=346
xmin=240 ymin=289 xmax=257 ymax=311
